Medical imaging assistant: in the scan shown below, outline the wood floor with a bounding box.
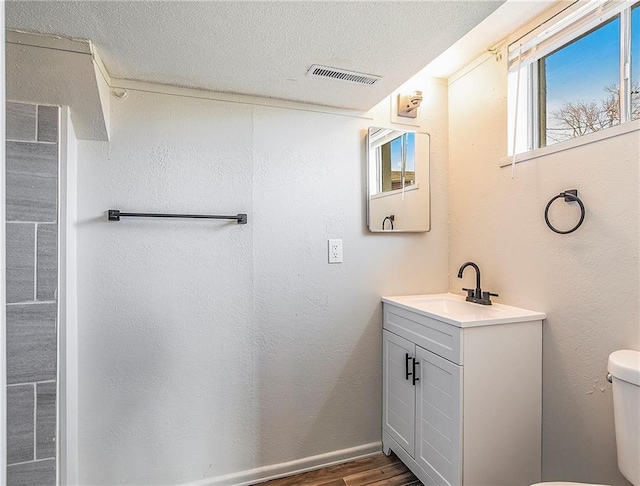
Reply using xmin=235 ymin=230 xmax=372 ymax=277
xmin=257 ymin=453 xmax=422 ymax=486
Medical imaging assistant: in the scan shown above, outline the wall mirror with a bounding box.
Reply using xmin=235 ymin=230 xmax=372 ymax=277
xmin=366 ymin=127 xmax=430 ymax=232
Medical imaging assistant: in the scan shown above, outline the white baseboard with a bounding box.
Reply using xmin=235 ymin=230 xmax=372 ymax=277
xmin=179 ymin=442 xmax=382 ymax=486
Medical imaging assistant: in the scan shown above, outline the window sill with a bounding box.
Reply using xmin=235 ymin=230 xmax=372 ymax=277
xmin=500 ymin=118 xmax=640 ymax=168
xmin=370 ymin=182 xmax=419 ymax=200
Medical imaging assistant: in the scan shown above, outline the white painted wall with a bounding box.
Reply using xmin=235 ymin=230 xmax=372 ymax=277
xmin=448 ymin=53 xmax=640 ymax=485
xmin=369 ymin=185 xmax=430 ymax=232
xmin=75 ymin=79 xmax=448 ymax=485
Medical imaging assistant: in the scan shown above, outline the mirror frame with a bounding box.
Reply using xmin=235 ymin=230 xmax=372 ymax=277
xmin=366 ymin=126 xmax=431 ymax=233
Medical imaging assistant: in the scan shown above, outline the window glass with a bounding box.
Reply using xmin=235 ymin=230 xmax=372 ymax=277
xmin=403 ymin=133 xmax=416 ymax=187
xmin=381 ymin=132 xmax=415 ymax=192
xmin=389 ymin=137 xmax=403 ymax=191
xmin=540 ymin=17 xmax=620 ymax=146
xmin=632 ymin=4 xmax=640 ymax=120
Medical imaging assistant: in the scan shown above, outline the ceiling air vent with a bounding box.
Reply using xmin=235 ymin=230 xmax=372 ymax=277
xmin=306 ymin=65 xmax=381 ymax=85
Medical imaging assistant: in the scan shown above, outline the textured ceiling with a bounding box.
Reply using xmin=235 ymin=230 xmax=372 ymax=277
xmin=6 ymin=1 xmax=504 ymax=110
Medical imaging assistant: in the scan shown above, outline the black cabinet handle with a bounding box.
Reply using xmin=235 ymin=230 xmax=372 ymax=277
xmin=412 ymin=359 xmax=420 ymax=385
xmin=405 ymin=353 xmax=413 ymax=380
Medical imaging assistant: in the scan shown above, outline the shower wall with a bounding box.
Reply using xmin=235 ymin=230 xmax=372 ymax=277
xmin=5 ymin=101 xmax=59 ymax=485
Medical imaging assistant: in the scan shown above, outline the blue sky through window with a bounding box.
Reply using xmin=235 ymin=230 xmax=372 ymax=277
xmin=390 ymin=133 xmax=415 ymax=172
xmin=544 ymin=16 xmax=620 ymax=116
xmin=510 ymin=4 xmax=640 ymax=153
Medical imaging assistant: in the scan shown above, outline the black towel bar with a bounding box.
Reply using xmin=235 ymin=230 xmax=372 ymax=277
xmin=108 ymin=210 xmax=247 ymax=224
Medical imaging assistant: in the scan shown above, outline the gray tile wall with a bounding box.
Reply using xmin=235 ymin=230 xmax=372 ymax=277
xmin=6 ymin=304 xmax=57 ymax=384
xmin=7 ymin=460 xmax=56 ymax=486
xmin=36 ymin=383 xmax=57 ymax=459
xmin=6 ymin=386 xmax=34 ymax=464
xmin=6 ymin=141 xmax=58 ymax=222
xmin=6 ymin=102 xmax=59 ymax=486
xmin=6 ymin=103 xmax=36 ymax=142
xmin=6 ymin=224 xmax=35 ymax=303
xmin=36 ymin=225 xmax=57 ymax=301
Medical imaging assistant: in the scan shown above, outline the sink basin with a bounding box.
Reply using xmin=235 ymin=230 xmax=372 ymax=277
xmin=382 ymin=293 xmax=545 ymax=327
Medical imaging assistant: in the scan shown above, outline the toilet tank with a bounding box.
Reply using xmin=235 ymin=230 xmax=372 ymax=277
xmin=608 ymin=350 xmax=640 ymax=486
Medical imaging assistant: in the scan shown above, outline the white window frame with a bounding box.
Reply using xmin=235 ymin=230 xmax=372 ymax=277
xmin=506 ymin=0 xmax=640 ymax=164
xmin=368 ymin=129 xmax=416 ymax=195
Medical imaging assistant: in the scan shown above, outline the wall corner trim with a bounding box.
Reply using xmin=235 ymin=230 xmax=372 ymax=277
xmin=109 ymin=78 xmax=373 ymax=120
xmin=6 ymin=30 xmax=110 ymax=141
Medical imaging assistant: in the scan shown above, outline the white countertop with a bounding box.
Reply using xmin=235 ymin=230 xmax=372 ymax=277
xmin=382 ymin=292 xmax=546 ymax=327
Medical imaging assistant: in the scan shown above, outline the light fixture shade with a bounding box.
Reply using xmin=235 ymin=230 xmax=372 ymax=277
xmin=397 ymin=91 xmax=423 ymax=118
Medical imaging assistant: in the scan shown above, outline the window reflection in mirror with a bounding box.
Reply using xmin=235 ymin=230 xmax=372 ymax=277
xmin=369 ymin=129 xmax=416 ymax=194
xmin=366 ymin=127 xmax=430 ymax=233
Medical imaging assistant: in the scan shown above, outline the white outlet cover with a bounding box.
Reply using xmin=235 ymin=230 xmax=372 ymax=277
xmin=328 ymin=239 xmax=343 ymax=264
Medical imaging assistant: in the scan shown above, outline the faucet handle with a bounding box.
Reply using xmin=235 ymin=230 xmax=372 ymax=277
xmin=481 ymin=291 xmax=499 ymax=303
xmin=462 ymin=288 xmax=475 ymax=298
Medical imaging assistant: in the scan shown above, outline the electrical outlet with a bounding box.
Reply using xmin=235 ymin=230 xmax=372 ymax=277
xmin=328 ymin=239 xmax=343 ymax=264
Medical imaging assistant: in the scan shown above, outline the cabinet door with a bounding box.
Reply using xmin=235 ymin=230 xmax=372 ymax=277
xmin=415 ymin=346 xmax=462 ymax=486
xmin=383 ymin=330 xmax=416 ymax=457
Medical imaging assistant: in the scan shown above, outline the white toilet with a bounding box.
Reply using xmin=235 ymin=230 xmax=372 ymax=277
xmin=532 ymin=349 xmax=640 ymax=486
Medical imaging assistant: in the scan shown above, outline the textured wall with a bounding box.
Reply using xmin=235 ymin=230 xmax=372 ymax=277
xmin=75 ymin=80 xmax=449 ymax=485
xmin=5 ymin=102 xmax=59 ymax=485
xmin=448 ymin=55 xmax=639 ymax=485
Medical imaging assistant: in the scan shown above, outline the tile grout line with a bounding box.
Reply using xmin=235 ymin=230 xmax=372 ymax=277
xmin=5 ymin=140 xmax=57 ymax=145
xmin=34 ymin=222 xmax=38 ymax=301
xmin=7 ymin=458 xmax=55 ymax=468
xmin=33 ymin=383 xmax=37 ymax=460
xmin=6 ymin=221 xmax=57 ymax=225
xmin=7 ymin=380 xmax=56 ymax=387
xmin=6 ymin=301 xmax=56 ymax=306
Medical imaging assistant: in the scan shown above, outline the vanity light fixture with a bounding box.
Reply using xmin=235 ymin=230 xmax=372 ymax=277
xmin=397 ymin=91 xmax=423 ymax=118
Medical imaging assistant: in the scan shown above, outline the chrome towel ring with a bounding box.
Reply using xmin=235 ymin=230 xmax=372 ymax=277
xmin=544 ymin=189 xmax=585 ymax=234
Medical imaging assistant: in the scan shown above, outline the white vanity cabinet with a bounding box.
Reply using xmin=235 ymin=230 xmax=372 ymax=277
xmin=382 ymin=294 xmax=545 ymax=486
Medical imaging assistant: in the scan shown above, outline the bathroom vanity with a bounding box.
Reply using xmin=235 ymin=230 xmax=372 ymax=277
xmin=382 ymin=293 xmax=545 ymax=486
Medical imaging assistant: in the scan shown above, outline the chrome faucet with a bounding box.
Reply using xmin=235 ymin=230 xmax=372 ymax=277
xmin=457 ymin=261 xmax=498 ymax=305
